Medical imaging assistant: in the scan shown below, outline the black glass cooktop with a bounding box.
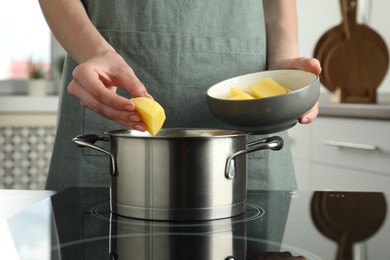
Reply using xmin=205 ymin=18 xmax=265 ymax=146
xmin=2 ymin=188 xmax=390 ymax=259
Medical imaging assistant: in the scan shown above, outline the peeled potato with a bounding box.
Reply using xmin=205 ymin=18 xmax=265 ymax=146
xmin=228 ymin=92 xmax=255 ymax=100
xmin=229 ymin=87 xmax=255 ymax=98
xmin=249 ymin=77 xmax=288 ymax=98
xmin=226 ymin=78 xmax=292 ymax=100
xmin=130 ymin=97 xmax=166 ymax=136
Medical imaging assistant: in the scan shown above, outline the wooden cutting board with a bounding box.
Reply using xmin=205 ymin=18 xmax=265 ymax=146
xmin=311 ymin=192 xmax=387 ymax=260
xmin=314 ymin=0 xmax=389 ymax=103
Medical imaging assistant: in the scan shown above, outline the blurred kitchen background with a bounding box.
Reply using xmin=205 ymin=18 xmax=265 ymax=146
xmin=0 ymin=0 xmax=389 ymax=190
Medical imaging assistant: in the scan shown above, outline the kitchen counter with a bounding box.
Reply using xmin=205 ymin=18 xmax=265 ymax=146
xmin=0 ymin=95 xmax=58 ymax=128
xmin=1 ymin=92 xmax=390 ymax=119
xmin=0 ymin=95 xmax=59 ymax=113
xmin=0 ymin=189 xmax=54 ymax=220
xmin=318 ymin=92 xmax=390 ymax=120
xmin=0 ymin=190 xmax=55 ymax=259
xmin=2 ymin=187 xmax=390 ymax=259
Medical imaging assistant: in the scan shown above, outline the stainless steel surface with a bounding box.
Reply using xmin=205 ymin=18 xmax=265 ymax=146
xmin=225 ymin=136 xmax=283 ymax=179
xmin=73 ymin=134 xmax=117 ymax=176
xmin=206 ymin=70 xmax=320 ymax=134
xmin=73 ymin=128 xmax=284 ymax=220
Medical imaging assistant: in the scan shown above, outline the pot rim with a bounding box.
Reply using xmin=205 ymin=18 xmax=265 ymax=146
xmin=106 ymin=128 xmax=249 ymax=139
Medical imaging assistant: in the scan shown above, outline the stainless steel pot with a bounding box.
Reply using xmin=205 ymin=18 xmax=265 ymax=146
xmin=73 ymin=128 xmax=283 ymax=221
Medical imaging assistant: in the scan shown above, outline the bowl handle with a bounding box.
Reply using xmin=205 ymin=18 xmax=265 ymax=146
xmin=72 ymin=134 xmax=117 ymax=176
xmin=225 ymin=136 xmax=284 ymax=179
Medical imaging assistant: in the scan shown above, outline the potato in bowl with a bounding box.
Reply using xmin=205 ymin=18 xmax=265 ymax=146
xmin=206 ymin=69 xmax=320 ymax=134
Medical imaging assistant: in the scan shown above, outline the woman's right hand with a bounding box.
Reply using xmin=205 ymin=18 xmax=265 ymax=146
xmin=67 ymin=51 xmax=151 ymax=131
xmin=38 ymin=0 xmax=152 ymax=131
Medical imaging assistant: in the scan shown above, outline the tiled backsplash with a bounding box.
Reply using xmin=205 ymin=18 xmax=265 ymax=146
xmin=0 ymin=127 xmax=56 ymax=189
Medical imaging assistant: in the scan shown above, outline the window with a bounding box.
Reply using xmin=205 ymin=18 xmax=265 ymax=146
xmin=0 ymin=1 xmax=51 ymax=80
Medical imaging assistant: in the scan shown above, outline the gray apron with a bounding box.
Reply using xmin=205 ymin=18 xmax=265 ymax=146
xmin=46 ymin=0 xmax=296 ymax=192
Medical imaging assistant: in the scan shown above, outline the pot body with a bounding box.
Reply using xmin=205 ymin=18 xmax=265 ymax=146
xmin=73 ymin=128 xmax=283 ymax=221
xmin=111 ymin=129 xmax=247 ymax=220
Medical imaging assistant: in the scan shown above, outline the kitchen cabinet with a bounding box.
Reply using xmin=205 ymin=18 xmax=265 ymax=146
xmin=288 ymin=123 xmax=312 ymax=190
xmin=289 ymin=115 xmax=390 ymax=191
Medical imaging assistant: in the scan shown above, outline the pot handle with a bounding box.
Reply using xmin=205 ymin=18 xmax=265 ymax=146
xmin=225 ymin=136 xmax=284 ymax=179
xmin=72 ymin=134 xmax=117 ymax=176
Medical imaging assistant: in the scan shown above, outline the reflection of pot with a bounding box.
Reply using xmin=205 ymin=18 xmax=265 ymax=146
xmin=73 ymin=129 xmax=283 ymax=221
xmin=109 ymin=213 xmax=247 ymax=260
xmin=311 ymin=192 xmax=387 ymax=260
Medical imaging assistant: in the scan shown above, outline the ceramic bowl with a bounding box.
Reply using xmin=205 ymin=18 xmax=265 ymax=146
xmin=206 ymin=69 xmax=320 ymax=134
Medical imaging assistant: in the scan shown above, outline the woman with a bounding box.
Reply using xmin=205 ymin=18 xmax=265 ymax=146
xmin=39 ymin=0 xmax=321 ymax=192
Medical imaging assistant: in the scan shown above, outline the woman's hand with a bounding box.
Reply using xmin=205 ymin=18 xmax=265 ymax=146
xmin=39 ymin=0 xmax=152 ymax=131
xmin=263 ymin=1 xmax=321 ymax=124
xmin=270 ymin=57 xmax=322 ymax=124
xmin=68 ymin=51 xmax=151 ymax=131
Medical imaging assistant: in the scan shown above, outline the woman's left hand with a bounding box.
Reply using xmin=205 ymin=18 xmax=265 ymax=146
xmin=271 ymin=57 xmax=322 ymax=124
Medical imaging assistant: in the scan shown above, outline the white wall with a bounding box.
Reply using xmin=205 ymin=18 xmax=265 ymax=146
xmin=296 ymin=0 xmax=390 ymax=93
